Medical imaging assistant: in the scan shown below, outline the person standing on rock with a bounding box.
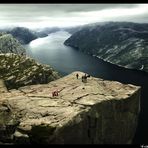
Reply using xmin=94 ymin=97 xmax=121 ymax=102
xmin=76 ymin=73 xmax=79 ymax=79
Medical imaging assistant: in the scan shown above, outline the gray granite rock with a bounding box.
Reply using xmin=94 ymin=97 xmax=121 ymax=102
xmin=0 ymin=71 xmax=141 ymax=144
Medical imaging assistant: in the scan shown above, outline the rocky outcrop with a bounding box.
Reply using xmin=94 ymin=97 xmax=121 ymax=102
xmin=0 ymin=31 xmax=60 ymax=89
xmin=0 ymin=71 xmax=141 ymax=144
xmin=0 ymin=53 xmax=60 ymax=89
xmin=64 ymin=22 xmax=148 ymax=73
xmin=0 ymin=33 xmax=25 ymax=54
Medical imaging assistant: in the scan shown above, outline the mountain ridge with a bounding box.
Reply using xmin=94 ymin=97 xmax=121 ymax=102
xmin=64 ymin=22 xmax=148 ymax=73
xmin=0 ymin=32 xmax=60 ymax=89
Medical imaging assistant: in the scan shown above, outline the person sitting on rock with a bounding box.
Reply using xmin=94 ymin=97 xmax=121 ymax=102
xmin=81 ymin=76 xmax=84 ymax=82
xmin=82 ymin=74 xmax=87 ymax=83
xmin=52 ymin=91 xmax=55 ymax=97
xmin=55 ymin=90 xmax=59 ymax=96
xmin=52 ymin=90 xmax=59 ymax=97
xmin=82 ymin=73 xmax=91 ymax=82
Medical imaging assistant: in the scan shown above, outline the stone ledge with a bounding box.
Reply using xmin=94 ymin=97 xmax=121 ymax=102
xmin=0 ymin=71 xmax=141 ymax=144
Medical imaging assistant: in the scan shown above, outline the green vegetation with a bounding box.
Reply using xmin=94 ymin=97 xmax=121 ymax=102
xmin=0 ymin=53 xmax=60 ymax=89
xmin=0 ymin=32 xmax=60 ymax=89
xmin=64 ymin=22 xmax=148 ymax=73
xmin=0 ymin=33 xmax=25 ymax=54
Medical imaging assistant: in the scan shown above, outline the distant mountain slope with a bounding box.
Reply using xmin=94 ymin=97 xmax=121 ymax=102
xmin=63 ymin=22 xmax=107 ymax=34
xmin=64 ymin=22 xmax=148 ymax=73
xmin=34 ymin=31 xmax=48 ymax=38
xmin=0 ymin=33 xmax=25 ymax=54
xmin=0 ymin=53 xmax=60 ymax=89
xmin=7 ymin=27 xmax=38 ymax=44
xmin=0 ymin=32 xmax=60 ymax=89
xmin=37 ymin=27 xmax=61 ymax=35
xmin=63 ymin=26 xmax=83 ymax=34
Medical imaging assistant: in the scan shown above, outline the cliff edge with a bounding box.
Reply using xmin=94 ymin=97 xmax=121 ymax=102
xmin=0 ymin=71 xmax=141 ymax=144
xmin=0 ymin=53 xmax=60 ymax=89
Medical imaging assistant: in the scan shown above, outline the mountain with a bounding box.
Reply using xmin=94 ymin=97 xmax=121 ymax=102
xmin=64 ymin=22 xmax=148 ymax=73
xmin=62 ymin=22 xmax=108 ymax=34
xmin=63 ymin=26 xmax=83 ymax=34
xmin=7 ymin=27 xmax=38 ymax=44
xmin=37 ymin=27 xmax=61 ymax=35
xmin=0 ymin=33 xmax=25 ymax=54
xmin=0 ymin=53 xmax=60 ymax=89
xmin=34 ymin=31 xmax=48 ymax=38
xmin=0 ymin=71 xmax=140 ymax=144
xmin=0 ymin=32 xmax=60 ymax=89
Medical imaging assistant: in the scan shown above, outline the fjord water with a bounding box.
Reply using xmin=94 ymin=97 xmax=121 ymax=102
xmin=25 ymin=31 xmax=148 ymax=144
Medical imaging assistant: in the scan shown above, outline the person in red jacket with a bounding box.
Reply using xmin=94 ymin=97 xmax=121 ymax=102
xmin=52 ymin=90 xmax=59 ymax=97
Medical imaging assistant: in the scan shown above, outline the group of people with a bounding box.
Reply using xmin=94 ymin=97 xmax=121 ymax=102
xmin=51 ymin=73 xmax=90 ymax=97
xmin=76 ymin=73 xmax=90 ymax=82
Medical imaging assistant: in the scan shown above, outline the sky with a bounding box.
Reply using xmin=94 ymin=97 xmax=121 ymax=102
xmin=0 ymin=4 xmax=148 ymax=29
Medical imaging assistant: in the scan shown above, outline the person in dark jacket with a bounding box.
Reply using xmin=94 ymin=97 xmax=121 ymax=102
xmin=76 ymin=73 xmax=79 ymax=79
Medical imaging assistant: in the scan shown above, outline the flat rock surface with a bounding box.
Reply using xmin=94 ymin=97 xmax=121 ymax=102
xmin=0 ymin=71 xmax=141 ymax=144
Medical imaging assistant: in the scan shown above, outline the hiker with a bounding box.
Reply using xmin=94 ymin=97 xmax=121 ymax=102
xmin=52 ymin=91 xmax=55 ymax=97
xmin=76 ymin=73 xmax=79 ymax=79
xmin=82 ymin=74 xmax=87 ymax=83
xmin=55 ymin=90 xmax=59 ymax=96
xmin=52 ymin=90 xmax=59 ymax=97
xmin=81 ymin=76 xmax=84 ymax=82
xmin=82 ymin=73 xmax=91 ymax=83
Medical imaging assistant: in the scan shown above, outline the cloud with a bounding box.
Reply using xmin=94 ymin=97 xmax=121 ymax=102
xmin=0 ymin=4 xmax=147 ymax=28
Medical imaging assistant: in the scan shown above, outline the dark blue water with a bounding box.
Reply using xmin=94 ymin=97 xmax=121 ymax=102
xmin=24 ymin=31 xmax=148 ymax=144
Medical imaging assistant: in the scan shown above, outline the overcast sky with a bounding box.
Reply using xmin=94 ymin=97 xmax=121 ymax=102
xmin=0 ymin=4 xmax=148 ymax=29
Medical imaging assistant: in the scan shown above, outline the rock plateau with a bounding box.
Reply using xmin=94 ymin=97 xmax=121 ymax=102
xmin=0 ymin=71 xmax=140 ymax=144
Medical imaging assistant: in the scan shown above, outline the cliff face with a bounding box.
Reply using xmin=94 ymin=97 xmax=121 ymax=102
xmin=0 ymin=33 xmax=25 ymax=54
xmin=64 ymin=22 xmax=148 ymax=73
xmin=0 ymin=31 xmax=60 ymax=89
xmin=7 ymin=27 xmax=38 ymax=44
xmin=0 ymin=53 xmax=60 ymax=89
xmin=0 ymin=71 xmax=141 ymax=144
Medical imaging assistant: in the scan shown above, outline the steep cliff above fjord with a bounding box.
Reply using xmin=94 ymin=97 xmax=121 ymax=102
xmin=0 ymin=71 xmax=141 ymax=144
xmin=0 ymin=53 xmax=60 ymax=90
xmin=0 ymin=32 xmax=60 ymax=89
xmin=64 ymin=22 xmax=148 ymax=73
xmin=0 ymin=33 xmax=25 ymax=54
